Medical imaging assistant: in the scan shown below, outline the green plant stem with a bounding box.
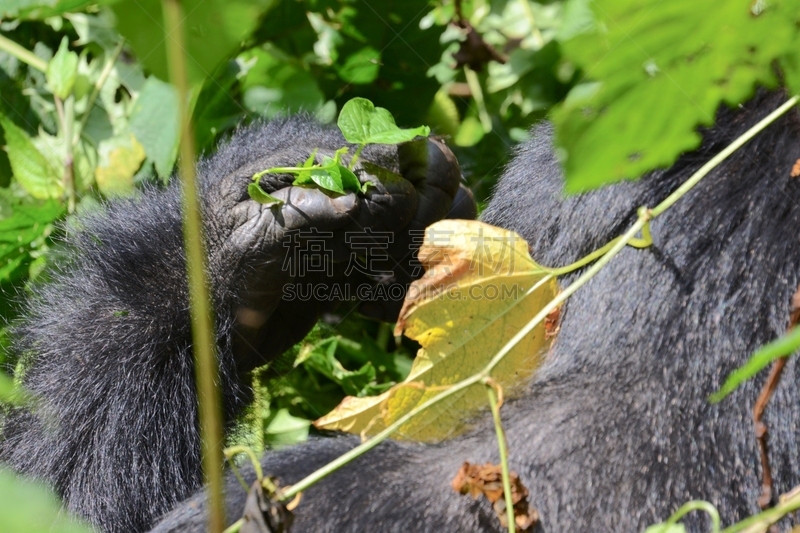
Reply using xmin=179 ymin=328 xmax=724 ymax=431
xmin=63 ymin=95 xmax=75 ymax=213
xmin=222 ymin=519 xmax=244 ymax=533
xmin=650 ymin=95 xmax=798 ymax=218
xmin=547 ymin=94 xmax=798 ymax=277
xmin=282 ymin=216 xmax=649 ymax=500
xmin=486 ymin=381 xmax=516 ymax=533
xmin=224 ymin=445 xmax=264 ymax=481
xmin=54 ymin=96 xmax=76 ymax=213
xmin=280 ymin=94 xmax=800 ymax=507
xmin=720 ymin=489 xmax=800 ymax=533
xmin=464 ymin=65 xmax=492 ymax=132
xmin=161 ymin=1 xmax=225 ymax=532
xmin=0 ymin=34 xmax=47 ymax=72
xmin=547 ymin=229 xmax=652 ymax=276
xmin=663 ymin=501 xmax=720 ymax=532
xmin=349 ymin=144 xmax=366 ymax=170
xmin=75 ymin=40 xmax=125 ymax=147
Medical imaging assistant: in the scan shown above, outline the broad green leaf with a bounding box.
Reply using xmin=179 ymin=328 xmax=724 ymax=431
xmin=46 ymin=37 xmax=78 ymax=99
xmin=0 ymin=117 xmax=63 ymax=200
xmin=710 ymin=326 xmax=800 ymax=403
xmin=0 ymin=0 xmax=92 ymax=20
xmin=337 ymin=164 xmax=361 ymax=193
xmin=553 ymin=0 xmax=800 ymax=192
xmin=112 ymin=0 xmax=278 ymax=86
xmin=0 ymin=468 xmax=95 ymax=533
xmin=239 ymin=47 xmax=325 ymax=119
xmin=0 ymin=189 xmax=63 ymax=284
xmin=129 ymin=78 xmax=179 ymax=179
xmin=262 ymin=409 xmax=310 ymax=449
xmin=65 ymin=12 xmax=120 ymax=52
xmin=95 ymin=133 xmax=145 ymax=196
xmin=337 ymin=98 xmax=430 ymax=145
xmin=247 ymin=183 xmax=283 ymax=206
xmin=310 ymin=168 xmax=344 ymax=194
xmin=315 ymin=220 xmax=559 ymax=442
xmin=192 ymin=60 xmax=245 ymax=152
xmin=336 ymin=46 xmax=380 ymax=85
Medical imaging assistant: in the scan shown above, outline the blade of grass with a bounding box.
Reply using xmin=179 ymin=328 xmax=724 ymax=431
xmin=161 ymin=1 xmax=225 ymax=531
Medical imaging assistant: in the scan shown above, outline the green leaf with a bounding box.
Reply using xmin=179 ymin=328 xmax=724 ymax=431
xmin=0 ymin=189 xmax=64 ymax=284
xmin=310 ymin=168 xmax=345 ymax=195
xmin=0 ymin=0 xmax=93 ymax=20
xmin=262 ymin=408 xmax=310 ymax=449
xmin=336 ymin=46 xmax=380 ymax=85
xmin=0 ymin=116 xmax=63 ymax=200
xmin=129 ymin=78 xmax=180 ymax=180
xmin=337 ymin=97 xmax=430 ymax=145
xmin=46 ymin=37 xmax=79 ymax=100
xmin=553 ymin=0 xmax=800 ymax=192
xmin=293 ymin=149 xmax=318 ymax=184
xmin=112 ymin=0 xmax=278 ymax=86
xmin=337 ymin=163 xmax=361 ymax=193
xmin=65 ymin=12 xmax=120 ymax=52
xmin=710 ymin=326 xmax=800 ymax=403
xmin=247 ymin=183 xmax=283 ymax=206
xmin=0 ymin=468 xmax=94 ymax=533
xmin=192 ymin=60 xmax=245 ymax=153
xmin=239 ymin=47 xmax=325 ymax=119
xmin=95 ymin=133 xmax=146 ymax=197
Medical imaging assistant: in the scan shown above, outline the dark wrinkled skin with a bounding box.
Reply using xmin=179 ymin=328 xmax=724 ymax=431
xmin=152 ymin=91 xmax=800 ymax=533
xmin=0 ymin=116 xmax=468 ymax=533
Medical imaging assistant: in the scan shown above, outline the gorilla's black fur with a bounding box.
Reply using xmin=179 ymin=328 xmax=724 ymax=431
xmin=0 ymin=117 xmax=464 ymax=533
xmin=5 ymin=90 xmax=800 ymax=533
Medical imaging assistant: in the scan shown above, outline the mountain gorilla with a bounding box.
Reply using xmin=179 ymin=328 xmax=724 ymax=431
xmin=2 ymin=89 xmax=800 ymax=533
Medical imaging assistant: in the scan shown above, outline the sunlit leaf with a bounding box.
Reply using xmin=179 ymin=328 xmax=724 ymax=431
xmin=95 ymin=133 xmax=145 ymax=197
xmin=247 ymin=183 xmax=283 ymax=206
xmin=0 ymin=116 xmax=63 ymax=200
xmin=315 ymin=220 xmax=559 ymax=442
xmin=553 ymin=0 xmax=800 ymax=192
xmin=0 ymin=188 xmax=63 ymax=284
xmin=337 ymin=98 xmax=430 ymax=145
xmin=129 ymin=78 xmax=180 ymax=180
xmin=336 ymin=46 xmax=380 ymax=85
xmin=0 ymin=468 xmax=95 ymax=533
xmin=45 ymin=37 xmax=78 ymax=99
xmin=112 ymin=0 xmax=278 ymax=85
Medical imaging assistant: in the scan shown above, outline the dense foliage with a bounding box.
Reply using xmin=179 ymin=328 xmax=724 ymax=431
xmin=0 ymin=0 xmax=799 ymax=529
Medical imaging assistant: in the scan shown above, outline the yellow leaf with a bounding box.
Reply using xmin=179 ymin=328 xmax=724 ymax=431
xmin=315 ymin=220 xmax=559 ymax=442
xmin=95 ymin=133 xmax=145 ymax=196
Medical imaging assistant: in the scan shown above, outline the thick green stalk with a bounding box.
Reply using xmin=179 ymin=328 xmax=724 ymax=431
xmin=160 ymin=1 xmax=225 ymax=531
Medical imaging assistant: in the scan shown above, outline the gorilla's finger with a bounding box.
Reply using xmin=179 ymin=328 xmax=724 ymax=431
xmin=397 ymin=138 xmax=461 ymax=198
xmin=446 ymin=184 xmax=478 ymax=220
xmin=354 ymin=168 xmax=418 ymax=231
xmin=270 ymin=186 xmax=359 ymax=232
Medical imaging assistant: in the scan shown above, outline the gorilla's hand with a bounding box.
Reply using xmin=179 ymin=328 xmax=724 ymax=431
xmin=197 ymin=118 xmax=471 ymax=371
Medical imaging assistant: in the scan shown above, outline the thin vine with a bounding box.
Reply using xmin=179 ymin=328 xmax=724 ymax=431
xmin=276 ymin=95 xmax=800 ymax=517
